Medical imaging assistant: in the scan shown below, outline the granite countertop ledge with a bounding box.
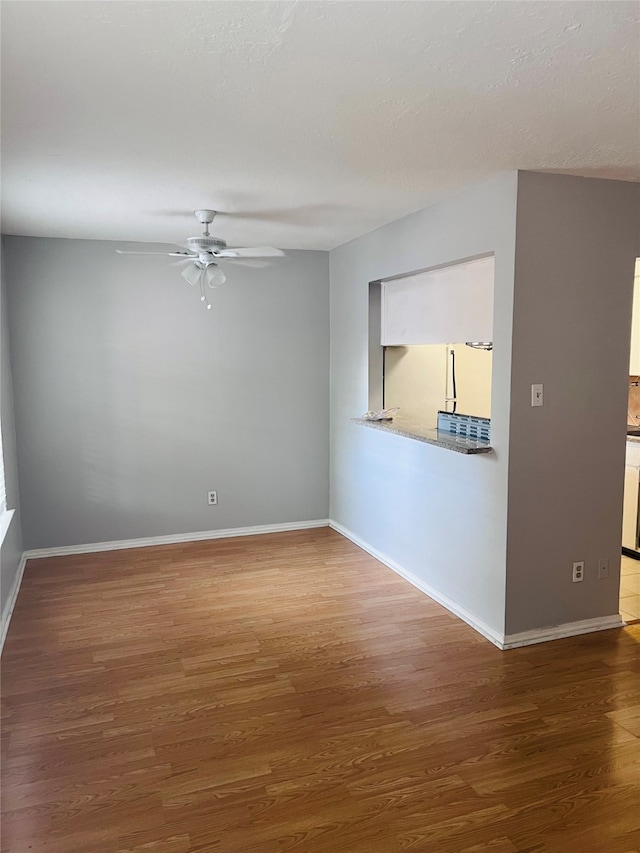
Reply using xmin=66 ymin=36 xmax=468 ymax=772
xmin=352 ymin=416 xmax=493 ymax=455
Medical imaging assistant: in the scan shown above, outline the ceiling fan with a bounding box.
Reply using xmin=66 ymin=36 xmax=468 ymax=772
xmin=116 ymin=209 xmax=284 ymax=309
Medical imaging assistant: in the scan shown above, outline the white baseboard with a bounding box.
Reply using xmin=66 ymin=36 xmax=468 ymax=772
xmin=1 ymin=553 xmax=28 ymax=656
xmin=23 ymin=519 xmax=330 ymax=560
xmin=502 ymin=615 xmax=624 ymax=649
xmin=329 ymin=520 xmax=625 ymax=650
xmin=329 ymin=520 xmax=506 ymax=648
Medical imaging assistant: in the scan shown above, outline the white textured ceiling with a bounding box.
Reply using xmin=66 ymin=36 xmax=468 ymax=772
xmin=1 ymin=1 xmax=639 ymax=251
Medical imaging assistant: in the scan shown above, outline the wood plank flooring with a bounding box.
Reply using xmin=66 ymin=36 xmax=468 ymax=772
xmin=2 ymin=527 xmax=639 ymax=852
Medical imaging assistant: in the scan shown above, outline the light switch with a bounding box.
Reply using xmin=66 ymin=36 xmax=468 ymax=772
xmin=531 ymin=383 xmax=543 ymax=407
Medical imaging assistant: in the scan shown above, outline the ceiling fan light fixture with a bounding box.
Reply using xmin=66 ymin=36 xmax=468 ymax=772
xmin=205 ymin=264 xmax=226 ymax=288
xmin=180 ymin=263 xmax=202 ymax=287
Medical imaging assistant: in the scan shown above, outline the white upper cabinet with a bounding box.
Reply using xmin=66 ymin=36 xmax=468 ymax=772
xmin=381 ymin=255 xmax=494 ymax=346
xmin=630 ymin=261 xmax=640 ymax=375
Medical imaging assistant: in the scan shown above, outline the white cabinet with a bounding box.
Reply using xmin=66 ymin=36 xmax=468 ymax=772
xmin=623 ymin=441 xmax=640 ymax=551
xmin=381 ymin=256 xmax=494 ymax=346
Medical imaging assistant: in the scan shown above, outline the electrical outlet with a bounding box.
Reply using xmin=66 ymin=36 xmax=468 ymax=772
xmin=597 ymin=558 xmax=609 ymax=580
xmin=207 ymin=491 xmax=218 ymax=506
xmin=572 ymin=561 xmax=584 ymax=583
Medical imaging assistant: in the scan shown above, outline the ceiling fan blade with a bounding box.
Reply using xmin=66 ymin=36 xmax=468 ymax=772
xmin=116 ymin=249 xmax=196 ymax=258
xmin=216 ymin=247 xmax=284 ymax=259
xmin=226 ymin=258 xmax=270 ymax=269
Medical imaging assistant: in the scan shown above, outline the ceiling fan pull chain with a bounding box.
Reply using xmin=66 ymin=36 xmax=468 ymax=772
xmin=199 ymin=269 xmax=211 ymax=309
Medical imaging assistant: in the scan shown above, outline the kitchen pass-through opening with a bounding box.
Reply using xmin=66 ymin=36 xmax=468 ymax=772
xmin=369 ymin=255 xmax=495 ymax=430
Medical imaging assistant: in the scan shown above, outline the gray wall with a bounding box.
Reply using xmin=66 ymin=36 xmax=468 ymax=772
xmin=505 ymin=173 xmax=640 ymax=634
xmin=1 ymin=245 xmax=24 ymax=619
xmin=3 ymin=237 xmax=329 ymax=549
xmin=329 ymin=170 xmax=640 ymax=640
xmin=330 ymin=173 xmax=519 ymax=638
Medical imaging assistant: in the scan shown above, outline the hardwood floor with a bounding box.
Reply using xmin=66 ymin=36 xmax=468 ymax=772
xmin=2 ymin=527 xmax=639 ymax=852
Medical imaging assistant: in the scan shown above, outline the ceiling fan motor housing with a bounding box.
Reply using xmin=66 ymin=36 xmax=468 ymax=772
xmin=185 ymin=236 xmax=227 ymax=252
